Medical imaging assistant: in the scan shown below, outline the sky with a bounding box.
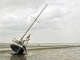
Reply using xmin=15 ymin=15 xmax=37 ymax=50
xmin=0 ymin=0 xmax=80 ymax=43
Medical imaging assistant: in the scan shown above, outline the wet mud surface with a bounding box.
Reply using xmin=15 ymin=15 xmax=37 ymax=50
xmin=0 ymin=46 xmax=80 ymax=60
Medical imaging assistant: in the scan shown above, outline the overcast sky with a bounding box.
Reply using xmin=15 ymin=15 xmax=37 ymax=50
xmin=0 ymin=0 xmax=80 ymax=43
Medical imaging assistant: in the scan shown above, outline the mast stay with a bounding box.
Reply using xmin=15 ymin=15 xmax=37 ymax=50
xmin=20 ymin=4 xmax=48 ymax=41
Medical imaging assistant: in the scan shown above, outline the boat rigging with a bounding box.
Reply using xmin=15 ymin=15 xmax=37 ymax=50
xmin=10 ymin=4 xmax=48 ymax=54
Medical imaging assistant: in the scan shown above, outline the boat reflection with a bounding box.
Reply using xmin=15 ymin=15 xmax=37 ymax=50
xmin=10 ymin=54 xmax=26 ymax=60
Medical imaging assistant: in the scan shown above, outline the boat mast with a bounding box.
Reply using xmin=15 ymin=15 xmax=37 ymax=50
xmin=20 ymin=4 xmax=48 ymax=41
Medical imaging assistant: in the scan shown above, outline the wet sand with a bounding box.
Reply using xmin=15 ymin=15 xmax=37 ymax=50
xmin=0 ymin=45 xmax=80 ymax=60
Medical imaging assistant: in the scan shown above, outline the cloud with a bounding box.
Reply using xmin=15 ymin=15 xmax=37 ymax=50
xmin=0 ymin=0 xmax=80 ymax=43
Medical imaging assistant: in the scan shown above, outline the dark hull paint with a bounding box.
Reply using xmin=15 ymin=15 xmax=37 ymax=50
xmin=10 ymin=44 xmax=26 ymax=54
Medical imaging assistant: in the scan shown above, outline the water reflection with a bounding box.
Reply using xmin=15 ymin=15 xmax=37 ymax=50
xmin=10 ymin=54 xmax=26 ymax=60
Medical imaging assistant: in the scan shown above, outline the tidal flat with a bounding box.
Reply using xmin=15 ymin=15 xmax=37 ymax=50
xmin=0 ymin=43 xmax=80 ymax=60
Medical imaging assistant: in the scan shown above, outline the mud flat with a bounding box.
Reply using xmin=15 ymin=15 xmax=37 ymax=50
xmin=0 ymin=46 xmax=80 ymax=60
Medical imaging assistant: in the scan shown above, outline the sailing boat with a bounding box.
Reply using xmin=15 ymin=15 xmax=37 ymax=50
xmin=10 ymin=4 xmax=48 ymax=54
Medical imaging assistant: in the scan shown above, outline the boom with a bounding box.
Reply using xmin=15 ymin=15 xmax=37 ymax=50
xmin=20 ymin=4 xmax=48 ymax=41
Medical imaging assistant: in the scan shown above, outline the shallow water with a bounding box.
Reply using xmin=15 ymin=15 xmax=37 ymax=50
xmin=0 ymin=46 xmax=80 ymax=60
